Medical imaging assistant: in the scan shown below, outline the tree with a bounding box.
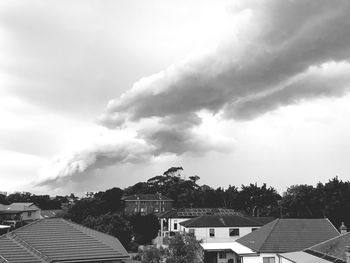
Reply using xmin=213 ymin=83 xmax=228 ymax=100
xmin=235 ymin=183 xmax=281 ymax=217
xmin=94 ymin=187 xmax=124 ymax=212
xmin=140 ymin=246 xmax=169 ymax=263
xmin=166 ymin=232 xmax=203 ymax=263
xmin=280 ymin=184 xmax=321 ymax=218
xmin=0 ymin=194 xmax=9 ymax=205
xmin=128 ymin=214 xmax=160 ymax=245
xmin=82 ymin=213 xmax=133 ymax=249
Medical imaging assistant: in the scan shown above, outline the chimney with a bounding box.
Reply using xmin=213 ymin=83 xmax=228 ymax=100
xmin=340 ymin=222 xmax=348 ymax=234
xmin=346 ymin=245 xmax=350 ymax=263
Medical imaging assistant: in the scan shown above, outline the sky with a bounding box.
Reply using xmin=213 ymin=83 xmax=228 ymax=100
xmin=1 ymin=0 xmax=350 ymax=196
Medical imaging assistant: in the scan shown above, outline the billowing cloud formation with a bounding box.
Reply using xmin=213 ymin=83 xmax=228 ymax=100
xmin=41 ymin=0 xmax=350 ymax=185
xmin=38 ymin=135 xmax=155 ymax=184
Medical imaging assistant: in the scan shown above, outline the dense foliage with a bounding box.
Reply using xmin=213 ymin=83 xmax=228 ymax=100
xmin=139 ymin=232 xmax=202 ymax=263
xmin=0 ymin=192 xmax=72 ymax=209
xmin=3 ymin=167 xmax=350 ymax=250
xmin=82 ymin=213 xmax=133 ymax=248
xmin=166 ymin=232 xmax=203 ymax=263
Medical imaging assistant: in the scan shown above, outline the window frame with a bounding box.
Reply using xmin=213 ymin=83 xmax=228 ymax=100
xmin=209 ymin=228 xmax=215 ymax=237
xmin=229 ymin=228 xmax=240 ymax=237
xmin=218 ymin=251 xmax=227 ymax=259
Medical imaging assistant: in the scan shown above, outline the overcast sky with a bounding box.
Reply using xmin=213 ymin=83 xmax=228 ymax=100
xmin=1 ymin=0 xmax=350 ymax=196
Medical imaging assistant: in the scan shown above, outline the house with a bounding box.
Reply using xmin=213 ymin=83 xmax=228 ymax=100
xmin=122 ymin=193 xmax=173 ymax=215
xmin=179 ymin=215 xmax=275 ymax=243
xmin=279 ymin=226 xmax=350 ymax=263
xmin=0 ymin=203 xmax=41 ymax=228
xmin=202 ymin=218 xmax=340 ymax=263
xmin=158 ymin=208 xmax=244 ymax=237
xmin=157 ymin=208 xmax=244 ymax=245
xmin=0 ymin=218 xmax=131 ymax=263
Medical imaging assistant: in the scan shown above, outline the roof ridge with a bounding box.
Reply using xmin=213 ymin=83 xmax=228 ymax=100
xmin=7 ymin=232 xmax=50 ymax=262
xmin=258 ymin=218 xmax=280 ymax=252
xmin=183 ymin=215 xmax=203 ymax=227
xmin=325 ymin=218 xmax=340 ymax=235
xmin=63 ymin=218 xmax=129 ymax=258
xmin=0 ymin=255 xmax=9 ymax=263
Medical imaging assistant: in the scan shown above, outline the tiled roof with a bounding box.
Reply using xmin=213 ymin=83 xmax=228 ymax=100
xmin=304 ymin=231 xmax=350 ymax=262
xmin=158 ymin=208 xmax=244 ymax=218
xmin=180 ymin=215 xmax=275 ymax=228
xmin=122 ymin=194 xmax=173 ymax=201
xmin=236 ymin=218 xmax=340 ymax=253
xmin=0 ymin=218 xmax=130 ymax=263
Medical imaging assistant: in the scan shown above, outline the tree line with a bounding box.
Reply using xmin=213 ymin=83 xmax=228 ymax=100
xmin=1 ymin=167 xmax=350 ymax=249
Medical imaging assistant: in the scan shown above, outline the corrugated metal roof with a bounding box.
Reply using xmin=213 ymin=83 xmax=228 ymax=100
xmin=180 ymin=215 xmax=275 ymax=228
xmin=236 ymin=219 xmax=340 ymax=253
xmin=0 ymin=218 xmax=130 ymax=263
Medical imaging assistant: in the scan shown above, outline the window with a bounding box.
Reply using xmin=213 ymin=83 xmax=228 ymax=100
xmin=209 ymin=228 xmax=215 ymax=237
xmin=27 ymin=212 xmax=32 ymax=217
xmin=218 ymin=251 xmax=227 ymax=259
xmin=174 ymin=223 xmax=178 ymax=230
xmin=229 ymin=228 xmax=239 ymax=236
xmin=189 ymin=228 xmax=195 ymax=235
xmin=252 ymin=228 xmax=258 ymax=232
xmin=263 ymin=257 xmax=275 ymax=263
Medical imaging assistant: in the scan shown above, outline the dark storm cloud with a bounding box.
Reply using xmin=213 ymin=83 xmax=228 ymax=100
xmin=39 ymin=0 xmax=350 ymax=185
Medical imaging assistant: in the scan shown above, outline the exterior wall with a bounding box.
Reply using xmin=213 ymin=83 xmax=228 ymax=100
xmin=183 ymin=227 xmax=258 ymax=243
xmin=169 ymin=218 xmax=189 ymax=232
xmin=124 ymin=200 xmax=172 ymax=215
xmin=20 ymin=209 xmax=41 ymax=221
xmin=278 ymin=257 xmax=293 ymax=263
xmin=241 ymin=253 xmax=278 ymax=263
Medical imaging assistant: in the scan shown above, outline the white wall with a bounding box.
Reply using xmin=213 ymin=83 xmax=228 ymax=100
xmin=278 ymin=257 xmax=293 ymax=263
xmin=20 ymin=209 xmax=40 ymax=221
xmin=184 ymin=227 xmax=257 ymax=243
xmin=241 ymin=253 xmax=278 ymax=263
xmin=169 ymin=218 xmax=190 ymax=232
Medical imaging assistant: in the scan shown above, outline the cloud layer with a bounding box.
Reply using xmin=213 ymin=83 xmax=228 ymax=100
xmin=40 ymin=0 xmax=350 ymax=185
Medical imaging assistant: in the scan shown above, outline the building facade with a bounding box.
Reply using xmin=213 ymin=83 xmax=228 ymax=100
xmin=122 ymin=193 xmax=173 ymax=215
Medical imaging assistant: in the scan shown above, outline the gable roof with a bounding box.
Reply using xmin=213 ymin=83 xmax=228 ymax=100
xmin=122 ymin=194 xmax=173 ymax=201
xmin=0 ymin=203 xmax=39 ymax=214
xmin=0 ymin=218 xmax=130 ymax=263
xmin=236 ymin=218 xmax=340 ymax=253
xmin=304 ymin=231 xmax=350 ymax=263
xmin=158 ymin=208 xmax=244 ymax=219
xmin=180 ymin=215 xmax=275 ymax=228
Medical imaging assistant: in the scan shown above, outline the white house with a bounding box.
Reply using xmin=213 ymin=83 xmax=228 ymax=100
xmin=157 ymin=208 xmax=243 ymax=244
xmin=179 ymin=214 xmax=274 ymax=243
xmin=201 ymin=218 xmax=340 ymax=263
xmin=0 ymin=203 xmax=41 ymax=227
